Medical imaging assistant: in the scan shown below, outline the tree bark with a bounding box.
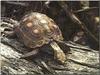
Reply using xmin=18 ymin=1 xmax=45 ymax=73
xmin=0 ymin=36 xmax=99 ymax=75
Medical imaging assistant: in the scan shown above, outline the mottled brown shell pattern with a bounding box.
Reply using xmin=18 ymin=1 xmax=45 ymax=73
xmin=15 ymin=12 xmax=63 ymax=48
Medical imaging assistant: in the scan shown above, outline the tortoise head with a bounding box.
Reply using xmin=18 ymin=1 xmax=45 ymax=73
xmin=15 ymin=12 xmax=63 ymax=48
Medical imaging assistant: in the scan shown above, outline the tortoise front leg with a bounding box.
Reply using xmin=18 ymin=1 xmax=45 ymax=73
xmin=20 ymin=49 xmax=39 ymax=58
xmin=50 ymin=41 xmax=66 ymax=64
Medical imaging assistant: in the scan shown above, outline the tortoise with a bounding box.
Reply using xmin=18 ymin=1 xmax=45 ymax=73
xmin=2 ymin=12 xmax=67 ymax=63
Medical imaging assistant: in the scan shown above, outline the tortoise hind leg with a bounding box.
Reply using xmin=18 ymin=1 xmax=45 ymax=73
xmin=20 ymin=49 xmax=39 ymax=58
xmin=2 ymin=29 xmax=16 ymax=38
xmin=1 ymin=21 xmax=16 ymax=38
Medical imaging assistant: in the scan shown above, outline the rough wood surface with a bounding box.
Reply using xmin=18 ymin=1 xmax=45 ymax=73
xmin=0 ymin=16 xmax=99 ymax=75
xmin=0 ymin=35 xmax=99 ymax=75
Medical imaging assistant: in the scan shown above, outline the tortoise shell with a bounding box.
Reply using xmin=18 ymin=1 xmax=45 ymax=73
xmin=15 ymin=12 xmax=63 ymax=48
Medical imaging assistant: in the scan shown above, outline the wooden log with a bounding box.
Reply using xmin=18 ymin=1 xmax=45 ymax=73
xmin=0 ymin=35 xmax=99 ymax=75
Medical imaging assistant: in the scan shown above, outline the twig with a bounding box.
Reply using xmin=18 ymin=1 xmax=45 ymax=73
xmin=58 ymin=2 xmax=98 ymax=43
